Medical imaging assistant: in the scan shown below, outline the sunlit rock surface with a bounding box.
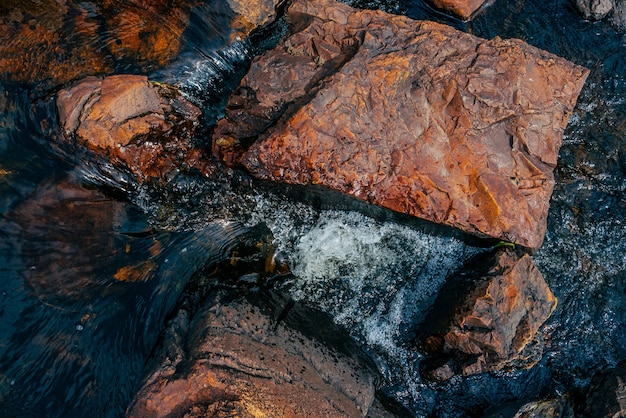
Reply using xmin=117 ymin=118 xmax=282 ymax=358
xmin=214 ymin=0 xmax=589 ymax=250
xmin=227 ymin=0 xmax=284 ymax=42
xmin=127 ymin=290 xmax=391 ymax=418
xmin=418 ymin=247 xmax=557 ymax=380
xmin=429 ymin=0 xmax=489 ymax=20
xmin=56 ymin=74 xmax=212 ymax=181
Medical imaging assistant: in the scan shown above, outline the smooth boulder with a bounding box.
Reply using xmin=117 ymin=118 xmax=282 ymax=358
xmin=214 ymin=0 xmax=589 ymax=250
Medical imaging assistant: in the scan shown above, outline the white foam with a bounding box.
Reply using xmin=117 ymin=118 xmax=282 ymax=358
xmin=249 ymin=191 xmax=483 ymax=390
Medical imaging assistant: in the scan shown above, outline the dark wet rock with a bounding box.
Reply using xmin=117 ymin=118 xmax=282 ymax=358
xmin=572 ymin=0 xmax=615 ymax=20
xmin=127 ymin=289 xmax=392 ymax=418
xmin=582 ymin=361 xmax=626 ymax=417
xmin=429 ymin=0 xmax=490 ymax=20
xmin=610 ymin=0 xmax=626 ymax=29
xmin=214 ymin=0 xmax=589 ymax=250
xmin=7 ymin=178 xmax=141 ymax=298
xmin=56 ymin=74 xmax=212 ymax=181
xmin=418 ymin=247 xmax=557 ymax=380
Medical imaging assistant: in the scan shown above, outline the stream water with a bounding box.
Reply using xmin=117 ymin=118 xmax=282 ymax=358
xmin=1 ymin=0 xmax=625 ymax=417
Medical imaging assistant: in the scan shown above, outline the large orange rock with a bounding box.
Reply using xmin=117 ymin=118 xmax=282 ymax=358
xmin=418 ymin=248 xmax=557 ymax=380
xmin=214 ymin=0 xmax=589 ymax=250
xmin=56 ymin=74 xmax=211 ymax=181
xmin=127 ymin=291 xmax=392 ymax=417
xmin=429 ymin=0 xmax=489 ymax=20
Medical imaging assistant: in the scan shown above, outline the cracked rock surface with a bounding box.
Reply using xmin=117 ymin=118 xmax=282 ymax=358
xmin=418 ymin=247 xmax=558 ymax=380
xmin=214 ymin=0 xmax=589 ymax=250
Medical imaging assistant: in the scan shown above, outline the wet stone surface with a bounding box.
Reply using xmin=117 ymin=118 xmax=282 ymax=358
xmin=216 ymin=0 xmax=589 ymax=250
xmin=418 ymin=247 xmax=557 ymax=380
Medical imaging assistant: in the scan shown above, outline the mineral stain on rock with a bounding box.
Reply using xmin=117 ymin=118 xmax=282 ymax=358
xmin=417 ymin=247 xmax=557 ymax=380
xmin=214 ymin=0 xmax=589 ymax=251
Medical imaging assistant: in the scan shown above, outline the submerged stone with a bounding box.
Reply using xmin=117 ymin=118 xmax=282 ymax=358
xmin=56 ymin=74 xmax=213 ymax=181
xmin=214 ymin=0 xmax=589 ymax=250
xmin=418 ymin=247 xmax=557 ymax=380
xmin=0 ymin=0 xmax=284 ymax=88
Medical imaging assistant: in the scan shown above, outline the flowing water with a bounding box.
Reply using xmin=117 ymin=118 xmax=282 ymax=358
xmin=1 ymin=0 xmax=626 ymax=417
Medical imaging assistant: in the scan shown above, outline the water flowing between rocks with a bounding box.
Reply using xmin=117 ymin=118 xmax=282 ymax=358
xmin=0 ymin=0 xmax=625 ymax=417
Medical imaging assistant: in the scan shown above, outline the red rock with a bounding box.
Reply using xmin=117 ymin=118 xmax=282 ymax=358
xmin=56 ymin=75 xmax=211 ymax=181
xmin=418 ymin=248 xmax=557 ymax=380
xmin=214 ymin=0 xmax=589 ymax=250
xmin=127 ymin=292 xmax=391 ymax=417
xmin=429 ymin=0 xmax=489 ymax=20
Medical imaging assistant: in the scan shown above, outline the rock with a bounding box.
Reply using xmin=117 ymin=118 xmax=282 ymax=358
xmin=512 ymin=399 xmax=574 ymax=418
xmin=417 ymin=247 xmax=557 ymax=380
xmin=429 ymin=0 xmax=490 ymax=20
xmin=583 ymin=361 xmax=626 ymax=417
xmin=226 ymin=0 xmax=285 ymax=42
xmin=610 ymin=0 xmax=626 ymax=29
xmin=572 ymin=0 xmax=615 ymax=21
xmin=56 ymin=75 xmax=212 ymax=181
xmin=127 ymin=290 xmax=392 ymax=417
xmin=214 ymin=0 xmax=589 ymax=250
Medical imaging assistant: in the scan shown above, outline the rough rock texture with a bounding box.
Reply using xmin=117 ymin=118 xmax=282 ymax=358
xmin=582 ymin=361 xmax=626 ymax=417
xmin=572 ymin=0 xmax=615 ymax=20
xmin=429 ymin=0 xmax=489 ymax=20
xmin=227 ymin=0 xmax=284 ymax=42
xmin=611 ymin=0 xmax=626 ymax=29
xmin=571 ymin=0 xmax=626 ymax=30
xmin=127 ymin=290 xmax=391 ymax=418
xmin=214 ymin=0 xmax=589 ymax=250
xmin=56 ymin=75 xmax=211 ymax=181
xmin=418 ymin=247 xmax=557 ymax=380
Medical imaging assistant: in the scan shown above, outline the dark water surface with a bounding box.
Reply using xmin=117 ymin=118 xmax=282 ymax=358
xmin=1 ymin=0 xmax=625 ymax=417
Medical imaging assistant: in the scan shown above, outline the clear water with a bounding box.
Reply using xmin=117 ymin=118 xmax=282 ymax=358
xmin=1 ymin=0 xmax=625 ymax=417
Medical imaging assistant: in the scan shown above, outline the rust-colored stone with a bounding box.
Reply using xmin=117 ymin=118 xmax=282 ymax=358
xmin=227 ymin=0 xmax=284 ymax=42
xmin=127 ymin=292 xmax=390 ymax=417
xmin=418 ymin=248 xmax=557 ymax=380
xmin=214 ymin=0 xmax=589 ymax=250
xmin=56 ymin=75 xmax=212 ymax=181
xmin=0 ymin=0 xmax=283 ymax=88
xmin=429 ymin=0 xmax=489 ymax=20
xmin=0 ymin=0 xmax=112 ymax=87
